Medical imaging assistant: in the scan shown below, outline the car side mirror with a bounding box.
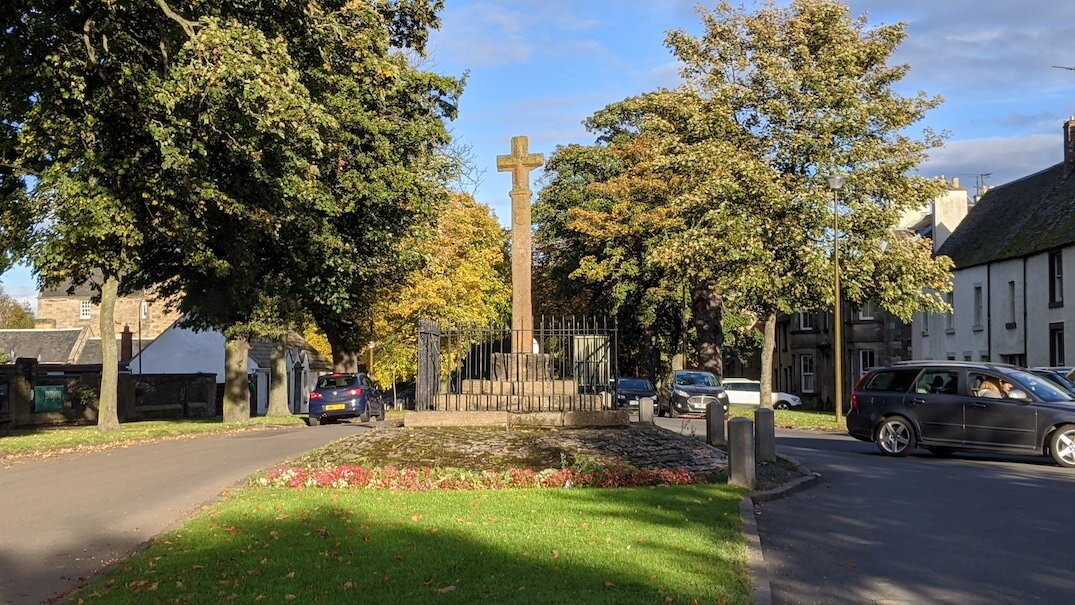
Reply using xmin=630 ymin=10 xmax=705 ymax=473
xmin=1008 ymin=388 xmax=1030 ymax=401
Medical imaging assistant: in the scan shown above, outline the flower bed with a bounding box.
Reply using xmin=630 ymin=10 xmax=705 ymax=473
xmin=258 ymin=464 xmax=705 ymax=490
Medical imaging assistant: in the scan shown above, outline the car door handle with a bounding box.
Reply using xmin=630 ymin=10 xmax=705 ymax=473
xmin=910 ymin=398 xmax=926 ymax=405
xmin=970 ymin=402 xmax=987 ymax=408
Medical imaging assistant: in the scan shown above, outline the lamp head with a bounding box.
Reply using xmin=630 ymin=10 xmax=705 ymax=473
xmin=825 ymin=175 xmax=847 ymax=190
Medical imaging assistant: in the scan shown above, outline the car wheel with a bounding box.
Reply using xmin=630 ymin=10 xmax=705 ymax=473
xmin=774 ymin=401 xmax=790 ymax=410
xmin=669 ymin=402 xmax=678 ymax=418
xmin=875 ymin=416 xmax=916 ymax=457
xmin=376 ymin=402 xmax=386 ymax=422
xmin=307 ymin=415 xmax=320 ymax=427
xmin=926 ymin=446 xmax=955 ymax=457
xmin=360 ymin=409 xmax=371 ymax=423
xmin=1049 ymin=425 xmax=1075 ymax=467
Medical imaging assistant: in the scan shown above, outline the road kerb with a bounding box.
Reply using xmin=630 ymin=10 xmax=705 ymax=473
xmin=739 ymin=496 xmax=771 ymax=605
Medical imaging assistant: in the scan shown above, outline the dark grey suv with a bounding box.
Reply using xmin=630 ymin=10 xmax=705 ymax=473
xmin=846 ymin=361 xmax=1075 ymax=467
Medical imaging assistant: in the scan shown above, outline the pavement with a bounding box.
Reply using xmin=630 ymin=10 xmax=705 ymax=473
xmin=761 ymin=429 xmax=1075 ymax=604
xmin=655 ymin=416 xmax=1075 ymax=604
xmin=0 ymin=422 xmax=367 ymax=604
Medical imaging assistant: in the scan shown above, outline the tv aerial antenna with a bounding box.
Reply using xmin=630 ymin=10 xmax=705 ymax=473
xmin=1053 ymin=65 xmax=1075 ymax=71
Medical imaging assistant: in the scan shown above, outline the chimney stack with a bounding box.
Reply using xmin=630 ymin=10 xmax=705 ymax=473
xmin=1065 ymin=117 xmax=1075 ymax=177
xmin=120 ymin=325 xmax=133 ymax=363
xmin=951 ymin=176 xmax=960 ymax=188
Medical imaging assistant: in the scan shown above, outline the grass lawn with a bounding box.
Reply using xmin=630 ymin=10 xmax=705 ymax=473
xmin=76 ymin=483 xmax=749 ymax=604
xmin=0 ymin=416 xmax=307 ymax=457
xmin=727 ymin=407 xmax=844 ymax=432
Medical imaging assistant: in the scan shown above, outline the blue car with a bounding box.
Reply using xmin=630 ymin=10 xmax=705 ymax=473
xmin=308 ymin=373 xmax=385 ymax=426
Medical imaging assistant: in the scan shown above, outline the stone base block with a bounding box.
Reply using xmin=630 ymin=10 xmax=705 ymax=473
xmin=564 ymin=409 xmax=630 ymax=427
xmin=492 ymin=352 xmax=552 ymax=382
xmin=434 ymin=392 xmax=612 ymax=412
xmin=404 ymin=411 xmax=509 ymax=428
xmin=460 ymin=379 xmax=579 ymax=396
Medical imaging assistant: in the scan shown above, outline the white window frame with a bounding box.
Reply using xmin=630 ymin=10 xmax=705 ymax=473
xmin=79 ymin=300 xmax=91 ymax=320
xmin=1051 ymin=251 xmax=1064 ymax=305
xmin=1008 ymin=281 xmax=1016 ymax=325
xmin=798 ymin=312 xmax=813 ymax=331
xmin=857 ymin=301 xmax=876 ymax=321
xmin=800 ymin=354 xmax=815 ymax=393
xmin=140 ymin=300 xmax=149 ymax=320
xmin=945 ymin=292 xmax=954 ymax=331
xmin=859 ymin=350 xmax=876 ymax=378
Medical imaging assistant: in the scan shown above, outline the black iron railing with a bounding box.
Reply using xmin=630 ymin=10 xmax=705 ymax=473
xmin=416 ymin=316 xmax=618 ymax=412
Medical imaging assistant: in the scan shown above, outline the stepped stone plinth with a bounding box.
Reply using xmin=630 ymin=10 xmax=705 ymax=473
xmin=492 ymin=352 xmax=552 ymax=382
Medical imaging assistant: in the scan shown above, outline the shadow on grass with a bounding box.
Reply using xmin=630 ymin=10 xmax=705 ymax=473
xmin=70 ymin=485 xmax=750 ymax=604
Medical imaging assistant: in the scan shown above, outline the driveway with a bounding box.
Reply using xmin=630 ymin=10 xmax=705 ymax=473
xmin=655 ymin=417 xmax=1075 ymax=603
xmin=0 ymin=422 xmax=366 ymax=604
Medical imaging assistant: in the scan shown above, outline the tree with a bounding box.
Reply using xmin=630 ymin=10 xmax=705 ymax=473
xmin=367 ymin=192 xmax=510 ymax=385
xmin=0 ymin=287 xmax=34 ymax=329
xmin=537 ymin=1 xmax=953 ymax=404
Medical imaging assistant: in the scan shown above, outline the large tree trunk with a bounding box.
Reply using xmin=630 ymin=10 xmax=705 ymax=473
xmin=690 ymin=279 xmax=724 ymax=377
xmin=326 ymin=330 xmax=360 ymax=373
xmin=267 ymin=336 xmax=290 ymax=417
xmin=97 ymin=276 xmax=120 ymax=432
xmin=223 ymin=336 xmax=251 ymax=423
xmin=759 ymin=312 xmax=777 ymax=410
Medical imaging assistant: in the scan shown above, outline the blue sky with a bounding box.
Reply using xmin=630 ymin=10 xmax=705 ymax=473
xmin=4 ymin=0 xmax=1075 ymax=308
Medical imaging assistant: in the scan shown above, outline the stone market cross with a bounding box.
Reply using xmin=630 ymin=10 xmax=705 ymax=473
xmin=497 ymin=135 xmax=544 ymax=354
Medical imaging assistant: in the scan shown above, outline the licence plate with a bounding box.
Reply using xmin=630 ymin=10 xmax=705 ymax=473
xmin=325 ymin=404 xmax=346 ymax=411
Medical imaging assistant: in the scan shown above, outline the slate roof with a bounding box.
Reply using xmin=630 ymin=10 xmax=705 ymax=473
xmin=76 ymin=338 xmax=146 ymax=365
xmin=937 ymin=162 xmax=1075 ymax=269
xmin=0 ymin=328 xmax=86 ymax=363
xmin=245 ymin=332 xmax=332 ymax=372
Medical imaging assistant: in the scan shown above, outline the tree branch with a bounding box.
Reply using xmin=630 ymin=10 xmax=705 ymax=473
xmin=82 ymin=18 xmax=97 ymax=64
xmin=154 ymin=0 xmax=198 ymax=39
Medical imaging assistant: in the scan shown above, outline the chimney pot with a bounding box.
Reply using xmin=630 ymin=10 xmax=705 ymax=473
xmin=121 ymin=324 xmax=134 ymax=363
xmin=951 ymin=176 xmax=960 ymax=188
xmin=1065 ymin=118 xmax=1075 ymax=177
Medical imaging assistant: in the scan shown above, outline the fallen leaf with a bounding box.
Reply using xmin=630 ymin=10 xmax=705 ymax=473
xmin=285 ymin=595 xmax=297 ymax=601
xmin=551 ymin=550 xmax=560 ymax=559
xmin=411 ymin=513 xmax=424 ymax=522
xmin=436 ymin=585 xmax=457 ymax=594
xmin=343 ymin=580 xmax=354 ymax=590
xmin=285 ymin=571 xmax=295 ymax=579
xmin=603 ymin=581 xmax=616 ymax=589
xmin=664 ymin=598 xmax=673 ymax=605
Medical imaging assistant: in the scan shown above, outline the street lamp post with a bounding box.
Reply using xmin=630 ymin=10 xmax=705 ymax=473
xmin=825 ymin=175 xmax=846 ymax=422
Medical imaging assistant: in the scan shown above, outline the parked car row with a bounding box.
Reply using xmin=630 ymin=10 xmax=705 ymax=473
xmin=847 ymin=361 xmax=1075 ymax=467
xmin=614 ymin=370 xmax=805 ymax=417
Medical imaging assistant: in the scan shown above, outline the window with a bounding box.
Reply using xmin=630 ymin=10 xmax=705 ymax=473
xmin=973 ymin=285 xmax=983 ymax=330
xmin=863 ymin=369 xmax=919 ymax=393
xmin=857 ymin=301 xmax=876 ymax=321
xmin=79 ymin=300 xmax=91 ymax=320
xmin=969 ymin=372 xmax=1013 ymax=399
xmin=1050 ymin=250 xmax=1064 ymax=307
xmin=858 ymin=350 xmax=876 ymax=378
xmin=140 ymin=300 xmax=149 ymax=320
xmin=945 ymin=292 xmax=954 ymax=332
xmin=798 ymin=312 xmax=814 ymax=331
xmin=914 ymin=370 xmax=958 ymax=395
xmin=780 ymin=322 xmax=788 ymax=351
xmin=920 ymin=311 xmax=929 ymax=337
xmin=800 ymin=355 xmax=815 ymax=393
xmin=1007 ymin=281 xmax=1017 ymax=328
xmin=1001 ymin=354 xmax=1027 ymax=367
xmin=1050 ymin=323 xmax=1065 ymax=366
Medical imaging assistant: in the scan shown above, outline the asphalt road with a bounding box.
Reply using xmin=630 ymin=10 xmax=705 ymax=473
xmin=655 ymin=416 xmax=1075 ymax=604
xmin=0 ymin=422 xmax=366 ymax=604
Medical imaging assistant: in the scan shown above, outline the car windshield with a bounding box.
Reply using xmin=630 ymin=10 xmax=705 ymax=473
xmin=618 ymin=378 xmax=653 ymax=390
xmin=316 ymin=374 xmax=357 ymax=389
xmin=1006 ymin=369 xmax=1074 ymax=402
xmin=675 ymin=372 xmax=719 ymax=387
xmin=1039 ymin=371 xmax=1075 ymax=395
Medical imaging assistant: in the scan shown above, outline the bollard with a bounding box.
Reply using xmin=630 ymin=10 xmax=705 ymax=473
xmin=728 ymin=417 xmax=756 ymax=489
xmin=706 ymin=401 xmax=726 ymax=446
xmin=754 ymin=407 xmax=776 ymax=463
xmin=638 ymin=397 xmax=654 ymax=424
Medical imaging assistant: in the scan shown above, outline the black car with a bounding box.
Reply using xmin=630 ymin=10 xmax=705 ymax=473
xmin=846 ymin=361 xmax=1075 ymax=467
xmin=308 ymin=372 xmax=385 ymax=426
xmin=658 ymin=370 xmax=729 ymax=417
xmin=615 ymin=377 xmax=658 ymax=412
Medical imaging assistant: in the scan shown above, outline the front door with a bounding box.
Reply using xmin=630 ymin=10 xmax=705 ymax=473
xmin=964 ymin=372 xmax=1038 ymax=449
xmin=909 ymin=369 xmax=964 ymax=444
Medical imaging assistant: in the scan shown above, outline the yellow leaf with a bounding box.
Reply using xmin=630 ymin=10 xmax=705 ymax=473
xmin=603 ymin=581 xmax=616 ymax=589
xmin=436 ymin=586 xmax=457 ymax=594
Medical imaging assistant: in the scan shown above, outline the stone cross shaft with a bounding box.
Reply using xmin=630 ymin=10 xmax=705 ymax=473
xmin=497 ymin=135 xmax=544 ymax=354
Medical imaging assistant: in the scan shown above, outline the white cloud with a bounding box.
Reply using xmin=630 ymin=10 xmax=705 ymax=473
xmin=922 ymin=133 xmax=1061 ymax=189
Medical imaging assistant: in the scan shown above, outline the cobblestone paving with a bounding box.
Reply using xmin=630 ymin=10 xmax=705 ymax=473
xmin=294 ymin=422 xmax=728 ymax=474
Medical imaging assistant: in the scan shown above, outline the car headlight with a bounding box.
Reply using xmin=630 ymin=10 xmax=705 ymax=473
xmin=617 ymin=393 xmax=626 ymax=399
xmin=673 ymin=388 xmax=688 ymax=398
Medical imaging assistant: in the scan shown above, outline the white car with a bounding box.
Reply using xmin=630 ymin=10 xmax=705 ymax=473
xmin=722 ymin=378 xmax=803 ymax=410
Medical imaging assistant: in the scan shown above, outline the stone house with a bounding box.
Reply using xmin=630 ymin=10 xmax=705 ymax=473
xmin=913 ymin=119 xmax=1075 ymax=367
xmin=34 ymin=280 xmax=181 ymax=341
xmin=775 ymin=179 xmax=970 ymax=410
